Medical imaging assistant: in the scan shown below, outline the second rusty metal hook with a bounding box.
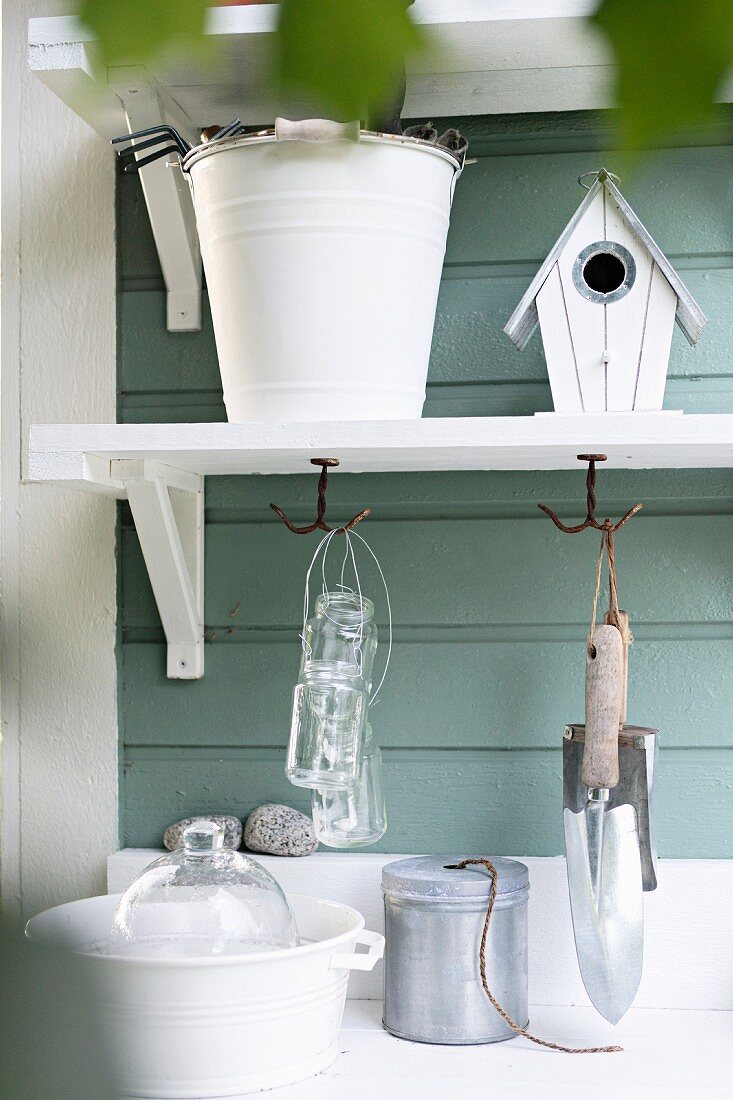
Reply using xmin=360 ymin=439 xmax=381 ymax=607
xmin=270 ymin=458 xmax=371 ymax=535
xmin=538 ymin=454 xmax=643 ymax=534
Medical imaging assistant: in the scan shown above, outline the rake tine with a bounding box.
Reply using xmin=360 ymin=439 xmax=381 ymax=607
xmin=210 ymin=117 xmax=243 ymax=141
xmin=111 ymin=125 xmax=170 ymax=146
xmin=114 ymin=133 xmax=181 ymax=158
xmin=123 ymin=145 xmax=181 ymax=173
xmin=111 ymin=125 xmax=191 ymax=155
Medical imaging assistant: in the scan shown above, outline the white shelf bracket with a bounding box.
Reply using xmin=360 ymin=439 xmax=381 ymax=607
xmin=113 ymin=461 xmax=204 ymax=680
xmin=109 ymin=67 xmax=202 ymax=332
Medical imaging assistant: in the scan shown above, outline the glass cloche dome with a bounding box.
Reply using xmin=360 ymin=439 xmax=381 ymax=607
xmin=109 ymin=820 xmax=299 ymax=957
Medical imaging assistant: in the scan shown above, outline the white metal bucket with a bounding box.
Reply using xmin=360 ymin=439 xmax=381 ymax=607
xmin=183 ymin=126 xmax=463 ymax=422
xmin=27 ymin=892 xmax=384 ymax=1099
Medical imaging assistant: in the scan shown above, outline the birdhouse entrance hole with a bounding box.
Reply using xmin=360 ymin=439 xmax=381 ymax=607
xmin=583 ymin=251 xmax=625 ymax=293
xmin=572 ymin=240 xmax=636 ymax=304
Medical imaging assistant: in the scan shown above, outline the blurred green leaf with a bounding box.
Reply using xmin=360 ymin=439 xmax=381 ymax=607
xmin=78 ymin=0 xmax=209 ymax=65
xmin=594 ymin=0 xmax=733 ymax=150
xmin=276 ymin=0 xmax=426 ymax=120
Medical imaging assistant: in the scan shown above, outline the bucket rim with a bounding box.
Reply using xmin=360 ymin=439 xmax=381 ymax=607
xmin=26 ymin=891 xmax=366 ymax=967
xmin=182 ymin=128 xmax=464 ymax=173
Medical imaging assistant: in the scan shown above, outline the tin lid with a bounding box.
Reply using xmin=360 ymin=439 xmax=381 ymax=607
xmin=382 ymin=855 xmax=529 ymax=900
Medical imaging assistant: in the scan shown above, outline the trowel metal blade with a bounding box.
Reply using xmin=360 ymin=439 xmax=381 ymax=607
xmin=564 ymin=802 xmax=644 ymax=1024
xmin=564 ymin=726 xmax=658 ymax=891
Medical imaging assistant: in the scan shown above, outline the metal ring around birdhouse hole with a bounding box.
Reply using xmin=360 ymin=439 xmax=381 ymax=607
xmin=572 ymin=240 xmax=637 ymax=304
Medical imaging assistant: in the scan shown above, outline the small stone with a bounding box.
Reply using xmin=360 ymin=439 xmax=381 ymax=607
xmin=163 ymin=815 xmax=243 ymax=852
xmin=244 ymin=804 xmax=317 ymax=858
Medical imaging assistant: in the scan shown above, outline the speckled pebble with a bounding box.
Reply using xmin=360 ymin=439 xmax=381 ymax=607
xmin=163 ymin=815 xmax=243 ymax=852
xmin=244 ymin=804 xmax=317 ymax=857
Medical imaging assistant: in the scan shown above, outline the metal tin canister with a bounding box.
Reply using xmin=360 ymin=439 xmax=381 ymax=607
xmin=382 ymin=855 xmax=529 ymax=1045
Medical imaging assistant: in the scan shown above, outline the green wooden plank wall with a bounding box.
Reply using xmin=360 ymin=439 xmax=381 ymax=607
xmin=117 ymin=112 xmax=733 ymax=856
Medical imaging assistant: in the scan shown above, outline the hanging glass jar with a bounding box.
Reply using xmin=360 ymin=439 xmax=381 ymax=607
xmin=286 ymin=591 xmax=378 ymax=790
xmin=311 ymin=723 xmax=387 ymax=847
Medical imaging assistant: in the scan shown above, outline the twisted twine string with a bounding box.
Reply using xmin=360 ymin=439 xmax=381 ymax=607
xmin=587 ymin=529 xmax=607 ymax=656
xmin=587 ymin=524 xmax=631 ymax=655
xmin=445 ymin=858 xmax=623 ymax=1054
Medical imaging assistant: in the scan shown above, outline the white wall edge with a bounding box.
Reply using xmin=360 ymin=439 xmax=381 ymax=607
xmin=108 ymin=850 xmax=733 ymax=1010
xmin=1 ymin=0 xmax=26 ymax=919
xmin=1 ymin=1 xmax=118 ymax=918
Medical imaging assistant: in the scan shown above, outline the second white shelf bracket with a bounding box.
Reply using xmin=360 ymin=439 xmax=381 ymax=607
xmin=109 ymin=67 xmax=202 ymax=332
xmin=114 ymin=460 xmax=204 ymax=680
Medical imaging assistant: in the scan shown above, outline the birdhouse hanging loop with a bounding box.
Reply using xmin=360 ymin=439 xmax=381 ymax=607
xmin=577 ymin=168 xmax=620 ymax=191
xmin=504 ymin=168 xmax=707 ymax=414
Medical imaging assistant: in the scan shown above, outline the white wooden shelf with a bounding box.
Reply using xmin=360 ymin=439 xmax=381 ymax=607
xmin=28 ymin=414 xmax=733 ymax=680
xmin=28 ymin=414 xmax=733 ymax=488
xmin=292 ymin=1002 xmax=731 ymax=1100
xmin=27 ymin=1 xmax=733 ymax=134
xmin=30 ymin=2 xmax=614 ymax=140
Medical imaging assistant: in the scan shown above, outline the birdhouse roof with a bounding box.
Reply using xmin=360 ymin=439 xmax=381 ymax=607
xmin=504 ymin=169 xmax=707 ymax=350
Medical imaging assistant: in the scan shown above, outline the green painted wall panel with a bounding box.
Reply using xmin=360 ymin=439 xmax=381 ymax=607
xmin=198 ymin=468 xmax=733 ymax=514
xmin=120 ymin=377 xmax=733 ymax=425
xmin=120 ymin=513 xmax=733 ymax=629
xmin=121 ymin=746 xmax=733 ymax=858
xmin=120 ymin=639 xmax=733 ymax=750
xmin=120 ymin=267 xmax=733 ymax=395
xmin=117 ymin=114 xmax=733 ymax=288
xmin=120 ymin=291 xmax=221 ymax=394
xmin=116 ymin=112 xmax=733 ymax=854
xmin=445 ymin=144 xmax=733 ymax=264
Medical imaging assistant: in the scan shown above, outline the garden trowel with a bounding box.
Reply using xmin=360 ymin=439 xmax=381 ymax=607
xmin=563 ymin=620 xmax=645 ymax=1024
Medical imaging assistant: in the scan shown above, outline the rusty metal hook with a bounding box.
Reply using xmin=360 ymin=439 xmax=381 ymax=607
xmin=538 ymin=454 xmax=643 ymax=534
xmin=270 ymin=458 xmax=371 ymax=535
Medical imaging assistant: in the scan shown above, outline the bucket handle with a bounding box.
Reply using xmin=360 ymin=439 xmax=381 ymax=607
xmin=329 ymin=929 xmax=385 ymax=972
xmin=275 ymin=117 xmax=360 ymax=144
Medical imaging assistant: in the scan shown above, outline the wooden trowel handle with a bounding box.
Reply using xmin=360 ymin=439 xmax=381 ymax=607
xmin=605 ymin=609 xmax=630 ymax=725
xmin=583 ymin=624 xmax=624 ymax=789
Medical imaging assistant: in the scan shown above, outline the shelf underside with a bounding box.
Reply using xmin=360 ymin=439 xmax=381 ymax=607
xmin=30 ymin=1 xmax=733 ymax=136
xmin=28 ymin=415 xmax=733 ymax=494
xmin=28 ymin=2 xmax=614 ymax=136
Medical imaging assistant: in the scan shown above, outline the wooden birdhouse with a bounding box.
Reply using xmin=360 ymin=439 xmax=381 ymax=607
xmin=504 ymin=169 xmax=707 ymax=413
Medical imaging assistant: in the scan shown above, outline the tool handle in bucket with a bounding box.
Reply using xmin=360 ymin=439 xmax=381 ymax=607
xmin=604 ymin=609 xmax=630 ymax=725
xmin=583 ymin=624 xmax=624 ymax=789
xmin=329 ymin=929 xmax=385 ymax=972
xmin=275 ymin=117 xmax=360 ymax=144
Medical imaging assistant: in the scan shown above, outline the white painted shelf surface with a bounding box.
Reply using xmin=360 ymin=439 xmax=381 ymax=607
xmin=29 ymin=413 xmax=733 ymax=680
xmin=288 ymin=1001 xmax=732 ymax=1100
xmin=28 ymin=413 xmax=733 ymax=486
xmin=107 ymin=852 xmax=733 ymax=1099
xmin=26 ymin=1 xmax=733 ymax=132
xmin=28 ymin=2 xmax=614 ymax=139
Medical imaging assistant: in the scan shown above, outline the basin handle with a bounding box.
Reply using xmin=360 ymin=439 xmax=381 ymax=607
xmin=329 ymin=929 xmax=385 ymax=972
